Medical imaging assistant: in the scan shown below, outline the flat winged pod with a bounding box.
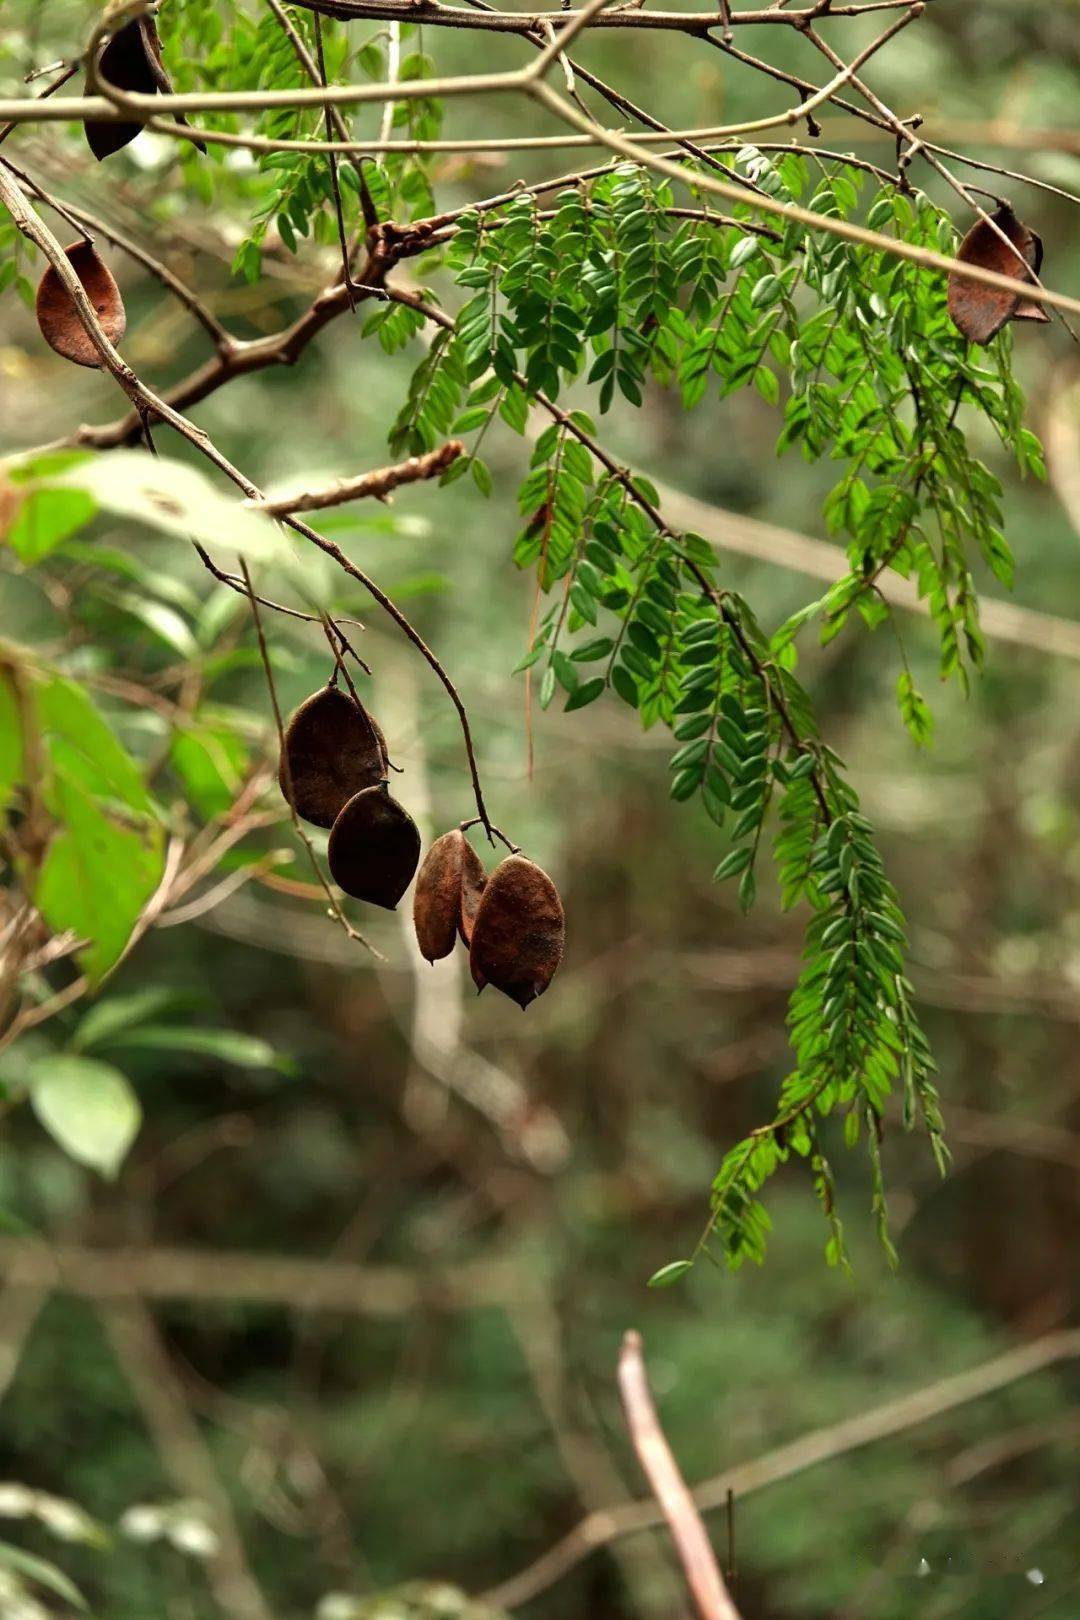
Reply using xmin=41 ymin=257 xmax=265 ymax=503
xmin=278 ymin=685 xmax=386 ymax=829
xmin=413 ymin=829 xmax=487 ymax=963
xmin=327 ymin=786 xmax=421 ymax=910
xmin=469 ymin=855 xmax=564 ymax=1009
xmin=35 ymin=242 xmax=126 ymax=368
xmin=947 ymin=206 xmax=1045 ymax=345
xmin=84 ymin=16 xmax=207 ymax=160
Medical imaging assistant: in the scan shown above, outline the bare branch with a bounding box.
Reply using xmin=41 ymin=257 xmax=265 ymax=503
xmin=618 ymin=1331 xmax=744 ymax=1620
xmin=253 ymin=440 xmax=465 ymax=516
xmin=485 ymin=1326 xmax=1080 ymax=1610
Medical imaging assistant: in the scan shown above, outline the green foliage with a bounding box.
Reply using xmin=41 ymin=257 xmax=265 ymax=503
xmin=376 ymin=146 xmax=1041 ymax=1266
xmin=0 ymin=655 xmax=164 ymax=985
xmin=29 ymin=1053 xmax=142 ymax=1180
xmin=0 ymin=10 xmax=1049 ymax=1274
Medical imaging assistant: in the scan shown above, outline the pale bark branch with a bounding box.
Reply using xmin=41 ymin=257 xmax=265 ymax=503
xmin=485 ymin=1326 xmax=1080 ymax=1609
xmin=618 ymin=1331 xmax=743 ymax=1620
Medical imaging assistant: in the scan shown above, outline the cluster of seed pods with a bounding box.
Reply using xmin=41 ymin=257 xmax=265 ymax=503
xmin=413 ymin=831 xmax=564 ymax=1009
xmin=280 ymin=686 xmax=564 ymax=1008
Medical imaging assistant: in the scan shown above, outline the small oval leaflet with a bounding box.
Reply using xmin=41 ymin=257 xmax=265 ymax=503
xmin=469 ymin=854 xmax=564 ymax=1009
xmin=327 ymin=786 xmax=421 ymax=910
xmin=412 ymin=828 xmax=487 ymax=963
xmin=279 ymin=685 xmax=387 ymax=830
xmin=35 ymin=242 xmax=126 ymax=369
xmin=947 ymin=205 xmax=1049 ymax=345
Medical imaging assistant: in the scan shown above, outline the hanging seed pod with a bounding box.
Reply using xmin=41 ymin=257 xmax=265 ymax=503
xmin=469 ymin=854 xmax=564 ymax=1009
xmin=947 ymin=205 xmax=1045 ymax=345
xmin=327 ymin=786 xmax=421 ymax=910
xmin=35 ymin=241 xmax=126 ymax=368
xmin=412 ymin=829 xmax=487 ymax=964
xmin=457 ymin=840 xmax=487 ymax=948
xmin=84 ymin=16 xmax=206 ymax=160
xmin=278 ymin=685 xmax=387 ymax=829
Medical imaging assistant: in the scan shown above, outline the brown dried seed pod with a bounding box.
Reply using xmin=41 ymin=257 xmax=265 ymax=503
xmin=412 ymin=829 xmax=487 ymax=964
xmin=35 ymin=241 xmax=126 ymax=369
xmin=84 ymin=19 xmax=158 ymax=160
xmin=947 ymin=205 xmax=1045 ymax=345
xmin=327 ymin=786 xmax=421 ymax=910
xmin=457 ymin=842 xmax=487 ymax=948
xmin=84 ymin=16 xmax=206 ymax=160
xmin=469 ymin=855 xmax=564 ymax=1009
xmin=278 ymin=685 xmax=386 ymax=829
xmin=1010 ymin=298 xmax=1051 ymax=326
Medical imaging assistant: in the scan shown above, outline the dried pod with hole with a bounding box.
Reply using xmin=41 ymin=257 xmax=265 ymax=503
xmin=278 ymin=685 xmax=387 ymax=830
xmin=35 ymin=241 xmax=126 ymax=369
xmin=327 ymin=786 xmax=421 ymax=910
xmin=84 ymin=15 xmax=206 ymax=160
xmin=947 ymin=205 xmax=1047 ymax=345
xmin=469 ymin=854 xmax=564 ymax=1009
xmin=412 ymin=829 xmax=487 ymax=964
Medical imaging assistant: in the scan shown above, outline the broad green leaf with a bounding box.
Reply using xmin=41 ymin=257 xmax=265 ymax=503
xmin=73 ymin=988 xmax=193 ymax=1053
xmin=36 ymin=672 xmax=154 ymax=817
xmin=117 ymin=595 xmax=199 ymax=659
xmin=29 ymin=1054 xmax=142 ymax=1179
xmin=35 ymin=773 xmax=164 ymax=985
xmin=105 ymin=1026 xmax=290 ymax=1072
xmin=5 ymin=487 xmax=96 ymax=563
xmin=0 ymin=665 xmax=22 ymax=812
xmin=55 ymin=449 xmax=289 ymax=563
xmin=170 ymin=721 xmax=248 ymax=817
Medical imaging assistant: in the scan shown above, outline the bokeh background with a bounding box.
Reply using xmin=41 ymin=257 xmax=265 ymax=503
xmin=0 ymin=1 xmax=1078 ymax=1616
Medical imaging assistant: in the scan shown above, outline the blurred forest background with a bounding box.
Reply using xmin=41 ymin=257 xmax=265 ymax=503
xmin=1 ymin=0 xmax=1079 ymax=1617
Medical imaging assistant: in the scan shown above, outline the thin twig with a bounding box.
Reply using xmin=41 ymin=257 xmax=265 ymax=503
xmin=618 ymin=1331 xmax=744 ymax=1620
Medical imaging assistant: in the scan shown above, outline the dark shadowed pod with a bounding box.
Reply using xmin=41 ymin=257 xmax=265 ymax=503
xmin=327 ymin=787 xmax=421 ymax=910
xmin=84 ymin=16 xmax=207 ymax=160
xmin=278 ymin=686 xmax=387 ymax=830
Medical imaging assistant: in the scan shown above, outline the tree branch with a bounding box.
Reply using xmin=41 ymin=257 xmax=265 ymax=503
xmin=485 ymin=1326 xmax=1080 ymax=1610
xmin=253 ymin=440 xmax=464 ymax=516
xmin=618 ymin=1330 xmax=743 ymax=1620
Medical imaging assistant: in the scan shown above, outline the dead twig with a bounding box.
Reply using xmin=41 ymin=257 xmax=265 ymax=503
xmin=617 ymin=1330 xmax=743 ymax=1620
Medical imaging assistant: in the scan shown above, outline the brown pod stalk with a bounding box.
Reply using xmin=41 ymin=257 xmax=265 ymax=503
xmin=35 ymin=241 xmax=126 ymax=368
xmin=469 ymin=855 xmax=564 ymax=1009
xmin=85 ymin=16 xmax=206 ymax=160
xmin=328 ymin=786 xmax=421 ymax=910
xmin=947 ymin=205 xmax=1045 ymax=345
xmin=278 ymin=685 xmax=386 ymax=829
xmin=413 ymin=829 xmax=487 ymax=964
